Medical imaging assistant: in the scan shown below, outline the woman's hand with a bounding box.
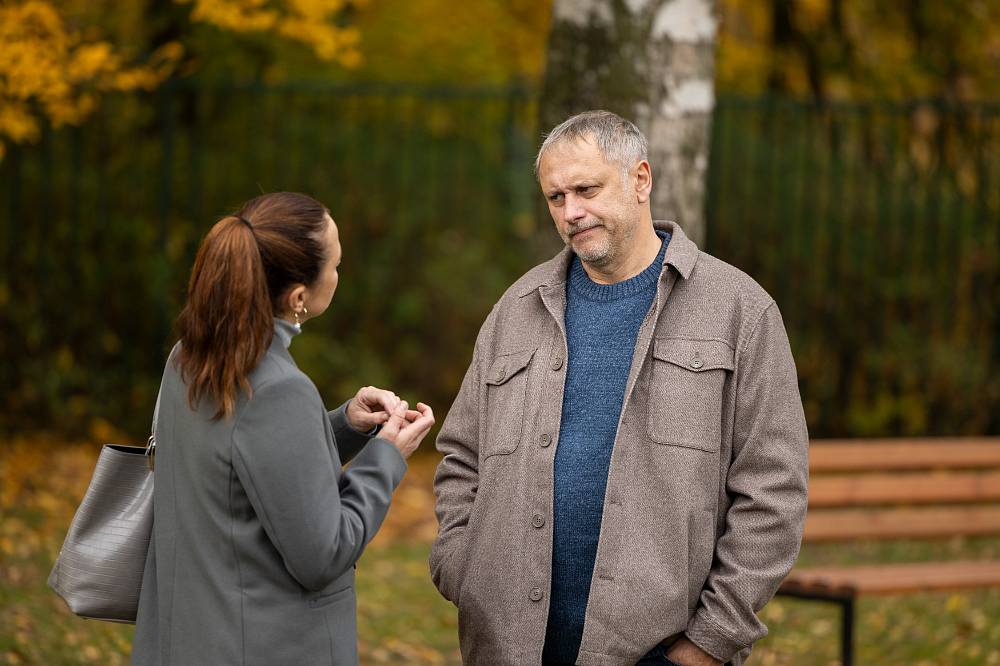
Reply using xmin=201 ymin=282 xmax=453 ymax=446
xmin=346 ymin=386 xmax=402 ymax=432
xmin=379 ymin=402 xmax=435 ymax=459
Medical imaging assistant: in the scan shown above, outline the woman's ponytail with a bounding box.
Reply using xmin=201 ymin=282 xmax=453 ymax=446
xmin=175 ymin=193 xmax=329 ymax=419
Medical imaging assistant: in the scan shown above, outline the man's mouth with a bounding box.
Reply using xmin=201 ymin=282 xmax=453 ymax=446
xmin=570 ymin=225 xmax=601 ymax=238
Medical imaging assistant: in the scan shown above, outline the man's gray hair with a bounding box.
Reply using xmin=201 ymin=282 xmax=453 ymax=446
xmin=534 ymin=110 xmax=648 ymax=181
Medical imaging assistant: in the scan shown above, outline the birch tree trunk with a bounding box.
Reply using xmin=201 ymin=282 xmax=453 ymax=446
xmin=539 ymin=0 xmax=718 ymax=246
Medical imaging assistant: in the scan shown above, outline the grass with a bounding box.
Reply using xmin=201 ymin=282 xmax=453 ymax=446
xmin=2 ymin=438 xmax=998 ymax=664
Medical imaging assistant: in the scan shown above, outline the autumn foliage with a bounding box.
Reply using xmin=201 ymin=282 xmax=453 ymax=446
xmin=0 ymin=2 xmax=175 ymax=159
xmin=4 ymin=1 xmax=997 ymax=160
xmin=0 ymin=0 xmax=368 ymax=158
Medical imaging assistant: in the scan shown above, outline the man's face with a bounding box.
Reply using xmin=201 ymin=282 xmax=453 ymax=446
xmin=538 ymin=136 xmax=640 ymax=267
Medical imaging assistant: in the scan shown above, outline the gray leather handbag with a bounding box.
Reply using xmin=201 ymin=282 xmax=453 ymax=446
xmin=47 ymin=393 xmax=158 ymax=623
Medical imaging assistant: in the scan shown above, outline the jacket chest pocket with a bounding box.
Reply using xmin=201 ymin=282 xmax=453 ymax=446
xmin=647 ymin=338 xmax=734 ymax=452
xmin=482 ymin=349 xmax=535 ymax=459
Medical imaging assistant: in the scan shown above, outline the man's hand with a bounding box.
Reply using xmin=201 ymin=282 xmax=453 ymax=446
xmin=665 ymin=637 xmax=722 ymax=666
xmin=346 ymin=385 xmax=403 ymax=432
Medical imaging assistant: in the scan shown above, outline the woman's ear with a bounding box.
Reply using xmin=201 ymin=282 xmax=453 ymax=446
xmin=280 ymin=284 xmax=308 ymax=318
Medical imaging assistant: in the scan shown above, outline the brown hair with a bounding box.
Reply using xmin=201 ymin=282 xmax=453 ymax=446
xmin=175 ymin=192 xmax=330 ymax=419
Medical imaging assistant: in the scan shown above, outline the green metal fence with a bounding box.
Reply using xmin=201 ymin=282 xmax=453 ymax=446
xmin=708 ymin=97 xmax=999 ymax=436
xmin=1 ymin=85 xmax=997 ymax=438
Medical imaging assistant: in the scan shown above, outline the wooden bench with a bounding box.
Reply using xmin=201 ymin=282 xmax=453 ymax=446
xmin=777 ymin=438 xmax=1000 ymax=665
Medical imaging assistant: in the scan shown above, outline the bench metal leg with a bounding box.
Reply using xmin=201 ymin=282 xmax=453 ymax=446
xmin=776 ymin=589 xmax=856 ymax=666
xmin=840 ymin=596 xmax=854 ymax=666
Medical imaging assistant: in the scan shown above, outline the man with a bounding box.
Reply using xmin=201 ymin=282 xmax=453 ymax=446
xmin=430 ymin=110 xmax=808 ymax=666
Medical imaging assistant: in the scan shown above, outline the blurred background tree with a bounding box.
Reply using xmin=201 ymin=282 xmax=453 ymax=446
xmin=718 ymin=0 xmax=999 ymax=101
xmin=0 ymin=1 xmax=176 ymax=161
xmin=4 ymin=0 xmax=997 ymax=155
xmin=540 ymin=0 xmax=719 ymax=247
xmin=0 ymin=0 xmax=369 ymax=158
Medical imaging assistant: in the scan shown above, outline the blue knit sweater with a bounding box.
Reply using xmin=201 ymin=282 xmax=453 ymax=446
xmin=542 ymin=231 xmax=671 ymax=664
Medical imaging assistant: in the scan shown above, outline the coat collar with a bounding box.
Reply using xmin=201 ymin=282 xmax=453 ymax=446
xmin=516 ymin=220 xmax=699 ymax=297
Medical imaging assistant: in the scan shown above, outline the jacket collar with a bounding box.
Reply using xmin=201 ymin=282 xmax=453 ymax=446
xmin=516 ymin=220 xmax=699 ymax=297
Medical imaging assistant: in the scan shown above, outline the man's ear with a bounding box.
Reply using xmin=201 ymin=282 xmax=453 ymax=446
xmin=634 ymin=160 xmax=653 ymax=204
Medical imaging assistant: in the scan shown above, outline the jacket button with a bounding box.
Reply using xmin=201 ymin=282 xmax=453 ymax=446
xmin=551 ymin=356 xmax=563 ymax=370
xmin=690 ymin=356 xmax=704 ymax=369
xmin=539 ymin=433 xmax=551 ymax=447
xmin=532 ymin=514 xmax=545 ymax=528
xmin=495 ymin=366 xmax=506 ymax=382
xmin=529 ymin=587 xmax=543 ymax=602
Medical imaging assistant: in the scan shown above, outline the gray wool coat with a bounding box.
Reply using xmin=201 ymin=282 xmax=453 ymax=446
xmin=132 ymin=319 xmax=406 ymax=665
xmin=430 ymin=221 xmax=809 ymax=666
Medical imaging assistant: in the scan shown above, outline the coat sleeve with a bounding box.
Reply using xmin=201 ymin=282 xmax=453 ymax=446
xmin=328 ymin=400 xmax=377 ymax=465
xmin=233 ymin=376 xmax=407 ymax=591
xmin=428 ymin=308 xmax=495 ymax=605
xmin=685 ymin=302 xmax=809 ymax=661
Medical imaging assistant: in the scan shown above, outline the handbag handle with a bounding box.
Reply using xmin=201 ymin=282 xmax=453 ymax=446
xmin=145 ymin=387 xmax=161 ymax=471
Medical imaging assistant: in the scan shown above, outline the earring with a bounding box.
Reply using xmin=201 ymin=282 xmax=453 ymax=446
xmin=293 ymin=306 xmax=308 ymax=332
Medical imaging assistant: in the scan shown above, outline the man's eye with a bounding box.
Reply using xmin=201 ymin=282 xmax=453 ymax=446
xmin=549 ymin=193 xmax=564 ymax=203
xmin=578 ymin=186 xmax=595 ymax=195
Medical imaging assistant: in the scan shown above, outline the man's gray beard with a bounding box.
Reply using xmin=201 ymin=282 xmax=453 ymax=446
xmin=574 ymin=241 xmax=613 ymax=265
xmin=570 ymin=226 xmax=625 ymax=267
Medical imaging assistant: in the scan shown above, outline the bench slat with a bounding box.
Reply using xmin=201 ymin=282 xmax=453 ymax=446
xmin=781 ymin=560 xmax=1000 ymax=596
xmin=803 ymin=506 xmax=1000 ymax=541
xmin=810 ymin=439 xmax=1000 ymax=472
xmin=809 ymin=470 xmax=1000 ymax=507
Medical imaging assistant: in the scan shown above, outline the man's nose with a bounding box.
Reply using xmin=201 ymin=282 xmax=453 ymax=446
xmin=563 ymin=195 xmax=586 ymax=224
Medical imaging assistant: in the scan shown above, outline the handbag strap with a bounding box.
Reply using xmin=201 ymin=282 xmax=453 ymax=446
xmin=145 ymin=386 xmax=161 ymax=471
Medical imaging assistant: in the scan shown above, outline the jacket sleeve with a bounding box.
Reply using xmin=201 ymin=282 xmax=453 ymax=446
xmin=428 ymin=308 xmax=494 ymax=604
xmin=328 ymin=400 xmax=377 ymax=465
xmin=685 ymin=302 xmax=809 ymax=662
xmin=233 ymin=376 xmax=407 ymax=591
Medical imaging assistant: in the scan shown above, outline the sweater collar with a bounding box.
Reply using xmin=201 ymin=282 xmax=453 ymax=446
xmin=273 ymin=318 xmax=300 ymax=349
xmin=567 ymin=231 xmax=670 ymax=302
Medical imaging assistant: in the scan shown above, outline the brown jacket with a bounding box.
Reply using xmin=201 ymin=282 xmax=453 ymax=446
xmin=430 ymin=221 xmax=808 ymax=665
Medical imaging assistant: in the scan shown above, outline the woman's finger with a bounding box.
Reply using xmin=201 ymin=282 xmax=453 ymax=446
xmin=414 ymin=403 xmax=435 ymax=424
xmin=360 ymin=387 xmax=399 ymax=413
xmin=353 ymin=413 xmax=379 ymax=429
xmin=410 ymin=410 xmax=435 ymax=434
xmin=381 ymin=401 xmax=408 ymax=437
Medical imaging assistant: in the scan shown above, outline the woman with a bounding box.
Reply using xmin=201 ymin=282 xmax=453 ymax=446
xmin=132 ymin=192 xmax=434 ymax=665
